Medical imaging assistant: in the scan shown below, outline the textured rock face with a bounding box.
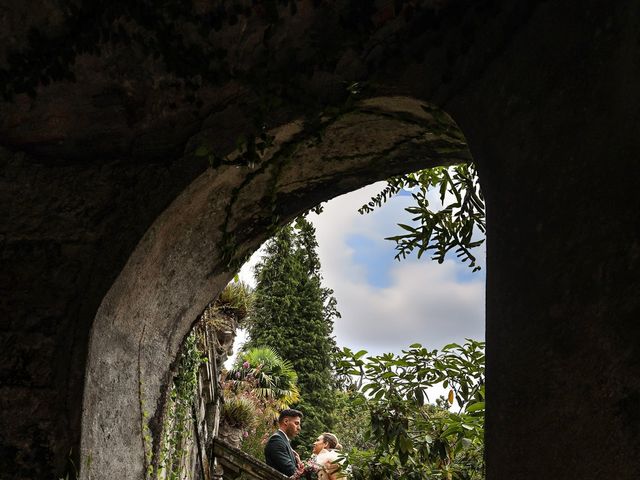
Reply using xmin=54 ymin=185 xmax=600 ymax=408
xmin=1 ymin=1 xmax=640 ymax=479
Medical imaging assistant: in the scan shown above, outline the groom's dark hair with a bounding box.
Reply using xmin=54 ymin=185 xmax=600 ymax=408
xmin=278 ymin=408 xmax=303 ymax=423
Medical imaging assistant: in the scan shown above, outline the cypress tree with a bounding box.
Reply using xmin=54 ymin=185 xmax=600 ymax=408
xmin=245 ymin=217 xmax=339 ymax=454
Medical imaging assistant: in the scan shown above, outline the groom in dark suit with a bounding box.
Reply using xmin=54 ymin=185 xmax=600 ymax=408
xmin=265 ymin=409 xmax=304 ymax=476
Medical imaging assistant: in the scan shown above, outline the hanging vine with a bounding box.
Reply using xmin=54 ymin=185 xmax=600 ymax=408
xmin=158 ymin=330 xmax=205 ymax=480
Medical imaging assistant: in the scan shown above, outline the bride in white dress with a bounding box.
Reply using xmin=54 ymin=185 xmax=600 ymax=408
xmin=311 ymin=432 xmax=343 ymax=480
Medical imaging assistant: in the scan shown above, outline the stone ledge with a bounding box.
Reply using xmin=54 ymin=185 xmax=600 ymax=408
xmin=212 ymin=437 xmax=290 ymax=480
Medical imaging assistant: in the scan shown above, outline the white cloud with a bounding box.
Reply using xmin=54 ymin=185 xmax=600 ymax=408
xmin=308 ymin=182 xmax=485 ymax=355
xmin=234 ymin=181 xmax=485 ymax=358
xmin=326 ymin=257 xmax=484 ymax=354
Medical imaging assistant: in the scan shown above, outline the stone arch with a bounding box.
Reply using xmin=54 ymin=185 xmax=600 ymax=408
xmin=80 ymin=96 xmax=472 ymax=478
xmin=2 ymin=2 xmax=640 ymax=478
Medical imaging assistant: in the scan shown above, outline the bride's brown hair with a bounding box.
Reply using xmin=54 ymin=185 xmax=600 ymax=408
xmin=321 ymin=432 xmax=341 ymax=450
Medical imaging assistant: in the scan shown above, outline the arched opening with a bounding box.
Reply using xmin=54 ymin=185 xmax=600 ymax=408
xmin=210 ymin=178 xmax=487 ymax=477
xmin=79 ymin=96 xmax=475 ymax=478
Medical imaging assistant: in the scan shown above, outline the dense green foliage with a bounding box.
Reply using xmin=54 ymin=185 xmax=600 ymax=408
xmin=329 ymin=389 xmax=375 ymax=454
xmin=361 ymin=163 xmax=485 ymax=271
xmin=334 ymin=340 xmax=485 ymax=480
xmin=244 ymin=217 xmax=339 ymax=455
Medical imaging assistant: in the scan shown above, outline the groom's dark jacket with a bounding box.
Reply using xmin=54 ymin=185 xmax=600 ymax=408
xmin=264 ymin=430 xmax=297 ymax=476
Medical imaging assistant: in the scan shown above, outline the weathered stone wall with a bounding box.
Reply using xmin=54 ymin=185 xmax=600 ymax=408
xmin=443 ymin=4 xmax=640 ymax=476
xmin=0 ymin=146 xmax=206 ymax=477
xmin=1 ymin=1 xmax=639 ymax=479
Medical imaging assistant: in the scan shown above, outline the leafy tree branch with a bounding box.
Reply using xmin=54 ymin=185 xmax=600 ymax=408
xmin=360 ymin=163 xmax=485 ymax=271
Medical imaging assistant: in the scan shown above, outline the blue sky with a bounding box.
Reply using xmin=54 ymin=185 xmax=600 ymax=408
xmin=345 ymin=234 xmax=397 ymax=288
xmin=235 ymin=181 xmax=485 ymax=359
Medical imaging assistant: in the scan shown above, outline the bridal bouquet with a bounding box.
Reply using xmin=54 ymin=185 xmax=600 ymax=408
xmin=292 ymin=459 xmax=322 ymax=480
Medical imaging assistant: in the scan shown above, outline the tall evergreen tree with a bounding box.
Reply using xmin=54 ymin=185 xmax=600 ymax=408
xmin=245 ymin=217 xmax=339 ymax=454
